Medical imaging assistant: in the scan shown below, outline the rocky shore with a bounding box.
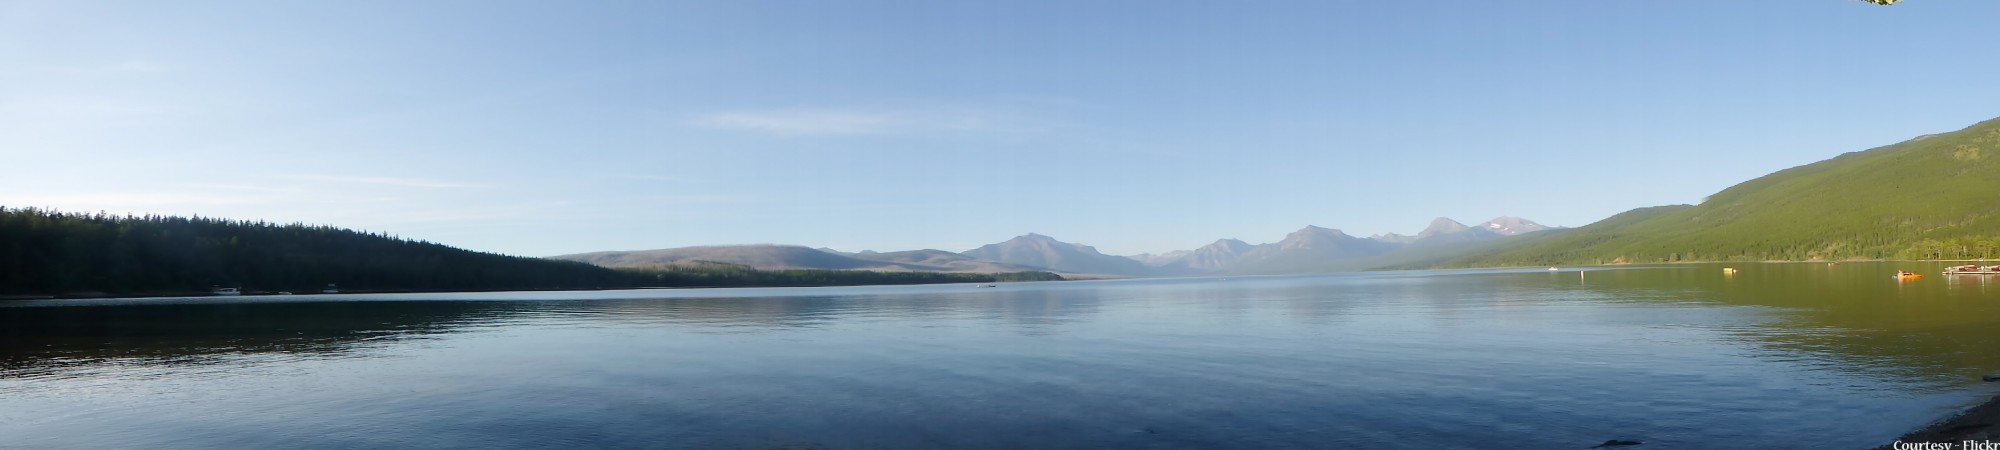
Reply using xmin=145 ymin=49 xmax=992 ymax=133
xmin=1878 ymin=395 xmax=2000 ymax=449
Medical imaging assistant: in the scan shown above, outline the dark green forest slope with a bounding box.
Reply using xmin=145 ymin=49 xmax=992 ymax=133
xmin=1449 ymin=116 xmax=2000 ymax=267
xmin=0 ymin=207 xmax=636 ymax=295
xmin=0 ymin=208 xmax=1058 ymax=296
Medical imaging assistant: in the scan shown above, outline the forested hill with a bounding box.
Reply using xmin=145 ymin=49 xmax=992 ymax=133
xmin=0 ymin=208 xmax=1061 ymax=296
xmin=1447 ymin=116 xmax=2000 ymax=267
xmin=0 ymin=207 xmax=639 ymax=295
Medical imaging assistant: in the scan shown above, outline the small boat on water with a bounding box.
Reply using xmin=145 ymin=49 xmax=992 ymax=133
xmin=1547 ymin=267 xmax=1559 ymax=271
xmin=1895 ymin=271 xmax=1926 ymax=280
xmin=1722 ymin=267 xmax=1739 ymax=275
xmin=210 ymin=287 xmax=241 ymax=296
xmin=1944 ymin=265 xmax=2000 ymax=275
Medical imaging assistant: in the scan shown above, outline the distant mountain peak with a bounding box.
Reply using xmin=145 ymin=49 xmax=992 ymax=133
xmin=1416 ymin=217 xmax=1472 ymax=239
xmin=1479 ymin=217 xmax=1552 ymax=236
xmin=962 ymin=233 xmax=1146 ymax=276
xmin=1370 ymin=232 xmax=1415 ymax=244
xmin=1292 ymin=225 xmax=1348 ymax=236
xmin=1008 ymin=233 xmax=1066 ymax=244
xmin=1198 ymin=238 xmax=1254 ymax=255
xmin=1273 ymin=226 xmax=1363 ymax=252
xmin=1221 ymin=224 xmax=1398 ymax=274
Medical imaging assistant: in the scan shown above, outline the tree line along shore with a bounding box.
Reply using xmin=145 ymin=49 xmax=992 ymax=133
xmin=0 ymin=207 xmax=1060 ymax=298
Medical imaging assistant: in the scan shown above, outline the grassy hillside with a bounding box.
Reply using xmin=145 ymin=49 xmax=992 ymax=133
xmin=1449 ymin=116 xmax=2000 ymax=266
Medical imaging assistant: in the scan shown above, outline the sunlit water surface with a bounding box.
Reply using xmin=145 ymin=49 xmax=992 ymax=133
xmin=6 ymin=262 xmax=2000 ymax=449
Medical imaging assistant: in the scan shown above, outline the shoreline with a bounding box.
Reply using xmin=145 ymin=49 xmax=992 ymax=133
xmin=1 ymin=278 xmax=1081 ymax=302
xmin=5 ymin=286 xmax=657 ymax=301
xmin=1430 ymin=259 xmax=2000 ymax=272
xmin=1878 ymin=394 xmax=2000 ymax=449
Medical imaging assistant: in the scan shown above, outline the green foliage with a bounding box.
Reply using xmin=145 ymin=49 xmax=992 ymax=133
xmin=1899 ymin=237 xmax=2000 ymax=260
xmin=0 ymin=207 xmax=635 ymax=295
xmin=0 ymin=208 xmax=1063 ymax=295
xmin=1449 ymin=117 xmax=2000 ymax=266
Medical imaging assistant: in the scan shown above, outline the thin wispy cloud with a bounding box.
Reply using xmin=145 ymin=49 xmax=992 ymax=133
xmin=345 ymin=195 xmax=760 ymax=227
xmin=8 ymin=61 xmax=173 ymax=76
xmin=694 ymin=107 xmax=1053 ymax=136
xmin=0 ymin=97 xmax=176 ymax=118
xmin=615 ymin=174 xmax=707 ymax=183
xmin=274 ymin=174 xmax=478 ymax=189
xmin=0 ymin=188 xmax=406 ymax=210
xmin=0 ymin=192 xmax=268 ymax=208
xmin=74 ymin=61 xmax=171 ymax=75
xmin=182 ymin=183 xmax=308 ymax=193
xmin=698 ymin=110 xmax=904 ymax=135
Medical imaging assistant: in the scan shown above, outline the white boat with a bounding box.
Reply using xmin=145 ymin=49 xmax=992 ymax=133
xmin=1944 ymin=265 xmax=2000 ymax=275
xmin=211 ymin=287 xmax=241 ymax=296
xmin=1547 ymin=267 xmax=1559 ymax=271
xmin=321 ymin=284 xmax=340 ymax=294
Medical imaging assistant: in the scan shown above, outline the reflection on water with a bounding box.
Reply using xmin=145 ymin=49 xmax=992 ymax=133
xmin=1514 ymin=263 xmax=2000 ymax=389
xmin=0 ymin=301 xmax=514 ymax=378
xmin=3 ymin=264 xmax=1999 ymax=449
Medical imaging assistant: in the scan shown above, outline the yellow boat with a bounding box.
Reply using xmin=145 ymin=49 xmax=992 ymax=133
xmin=1895 ymin=271 xmax=1925 ymax=280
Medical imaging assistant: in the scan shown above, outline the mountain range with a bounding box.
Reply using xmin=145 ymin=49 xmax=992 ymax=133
xmin=554 ymin=116 xmax=2000 ymax=276
xmin=552 ymin=245 xmax=1052 ymax=273
xmin=551 ymin=216 xmax=1556 ymax=277
xmin=18 ymin=116 xmax=1994 ymax=295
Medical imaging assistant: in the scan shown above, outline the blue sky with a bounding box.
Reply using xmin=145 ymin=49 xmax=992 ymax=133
xmin=4 ymin=1 xmax=1997 ymax=256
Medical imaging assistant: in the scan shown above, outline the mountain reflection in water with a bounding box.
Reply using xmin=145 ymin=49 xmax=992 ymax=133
xmin=3 ymin=263 xmax=1998 ymax=449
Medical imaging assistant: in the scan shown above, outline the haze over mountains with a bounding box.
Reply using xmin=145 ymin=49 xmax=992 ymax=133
xmin=551 ymin=217 xmax=1556 ymax=277
xmin=551 ymin=245 xmax=1051 ymax=274
xmin=961 ymin=233 xmax=1153 ymax=276
xmin=1170 ymin=217 xmax=1551 ymax=274
xmin=563 ymin=107 xmax=2000 ymax=276
xmin=628 ymin=110 xmax=2000 ymax=272
xmin=17 ymin=115 xmax=1993 ymax=296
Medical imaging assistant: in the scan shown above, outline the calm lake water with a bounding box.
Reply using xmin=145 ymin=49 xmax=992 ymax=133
xmin=6 ymin=262 xmax=2000 ymax=449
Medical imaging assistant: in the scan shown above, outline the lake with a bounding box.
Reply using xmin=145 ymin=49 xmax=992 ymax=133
xmin=4 ymin=262 xmax=1999 ymax=449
